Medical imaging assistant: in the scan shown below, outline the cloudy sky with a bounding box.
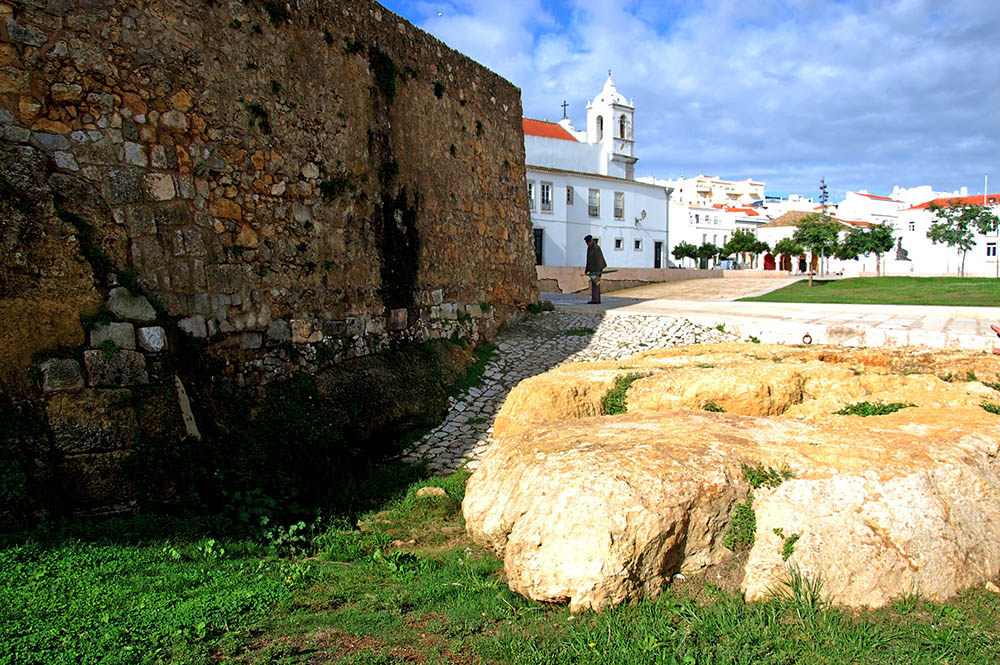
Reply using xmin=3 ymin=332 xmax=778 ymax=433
xmin=378 ymin=0 xmax=1000 ymax=201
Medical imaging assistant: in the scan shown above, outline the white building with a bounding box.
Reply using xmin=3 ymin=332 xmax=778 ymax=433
xmin=643 ymin=174 xmax=764 ymax=208
xmin=638 ymin=173 xmax=767 ymax=266
xmin=524 ymin=76 xmax=672 ymax=268
xmin=894 ymin=193 xmax=1000 ymax=276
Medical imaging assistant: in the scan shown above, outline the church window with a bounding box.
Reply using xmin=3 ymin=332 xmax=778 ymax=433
xmin=527 ymin=181 xmax=535 ymax=211
xmin=619 ymin=115 xmax=627 ymax=139
xmin=566 ymin=186 xmax=574 ymax=205
xmin=907 ymin=221 xmax=915 ymax=232
xmin=614 ymin=192 xmax=625 ymax=219
xmin=588 ymin=189 xmax=600 ymax=217
xmin=634 ymin=239 xmax=642 ymax=251
xmin=988 ymin=242 xmax=997 ymax=258
xmin=614 ymin=237 xmax=624 ymax=250
xmin=596 ymin=116 xmax=604 ymax=142
xmin=540 ymin=182 xmax=553 ymax=212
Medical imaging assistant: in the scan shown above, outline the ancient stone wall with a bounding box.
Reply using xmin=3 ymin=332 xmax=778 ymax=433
xmin=0 ymin=0 xmax=536 ymax=515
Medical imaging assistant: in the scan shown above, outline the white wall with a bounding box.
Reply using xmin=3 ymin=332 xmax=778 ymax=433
xmin=526 ymin=167 xmax=670 ymax=268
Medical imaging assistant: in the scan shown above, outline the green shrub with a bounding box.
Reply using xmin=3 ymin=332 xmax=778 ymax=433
xmin=702 ymin=401 xmax=725 ymax=412
xmin=601 ymin=373 xmax=644 ymax=415
xmin=742 ymin=462 xmax=794 ymax=489
xmin=834 ymin=401 xmax=916 ymax=416
xmin=723 ymin=495 xmax=756 ymax=550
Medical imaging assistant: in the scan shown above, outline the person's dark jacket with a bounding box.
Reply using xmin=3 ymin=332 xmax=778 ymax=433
xmin=586 ymin=242 xmax=607 ymax=275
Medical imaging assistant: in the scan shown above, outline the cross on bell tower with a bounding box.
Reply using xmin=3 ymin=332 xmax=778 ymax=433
xmin=561 ymin=100 xmax=568 ymax=119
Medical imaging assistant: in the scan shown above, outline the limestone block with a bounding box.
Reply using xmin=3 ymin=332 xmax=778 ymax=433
xmin=45 ymin=389 xmax=139 ymax=453
xmin=466 ymin=303 xmax=483 ymax=318
xmin=107 ymin=287 xmax=156 ymax=322
xmin=137 ymin=326 xmax=167 ymax=352
xmin=265 ymin=320 xmax=291 ymax=345
xmin=33 ymin=131 xmax=69 ymax=151
xmin=39 ymin=358 xmax=84 ymax=392
xmin=6 ymin=20 xmax=47 ymax=46
xmin=124 ymin=141 xmax=147 ymax=167
xmin=53 ymin=150 xmax=79 ymax=171
xmin=145 ymin=172 xmax=175 ymax=200
xmin=291 ymin=319 xmax=323 ymax=343
xmin=300 ymin=162 xmax=319 ymax=179
xmin=345 ymin=318 xmax=364 ymax=337
xmin=431 ymin=289 xmax=444 ymax=305
xmin=465 ymin=344 xmax=1000 ymax=612
xmin=440 ymin=303 xmax=459 ymax=320
xmin=160 ymin=110 xmax=188 ymax=131
xmin=84 ymin=349 xmax=149 ymax=387
xmin=4 ymin=124 xmax=30 ymax=143
xmin=104 ymin=167 xmax=143 ymax=204
xmin=178 ymin=315 xmax=207 ymax=338
xmin=90 ymin=321 xmax=136 ymax=350
xmin=322 ymin=320 xmax=347 ymax=338
xmin=388 ymin=308 xmax=407 ymax=331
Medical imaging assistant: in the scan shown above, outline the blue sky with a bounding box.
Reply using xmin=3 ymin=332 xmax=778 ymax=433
xmin=378 ymin=0 xmax=1000 ymax=201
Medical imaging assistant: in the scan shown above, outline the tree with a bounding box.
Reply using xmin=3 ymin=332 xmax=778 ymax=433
xmin=696 ymin=242 xmax=720 ymax=269
xmin=672 ymin=241 xmax=698 ymax=268
xmin=867 ymin=222 xmax=896 ymax=275
xmin=835 ymin=222 xmax=896 ymax=275
xmin=926 ymin=203 xmax=999 ymax=277
xmin=792 ymin=213 xmax=841 ymax=286
xmin=772 ymin=237 xmax=804 ymax=272
xmin=722 ymin=230 xmax=763 ymax=268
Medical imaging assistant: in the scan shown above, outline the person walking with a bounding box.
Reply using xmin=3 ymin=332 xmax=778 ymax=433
xmin=584 ymin=234 xmax=607 ymax=304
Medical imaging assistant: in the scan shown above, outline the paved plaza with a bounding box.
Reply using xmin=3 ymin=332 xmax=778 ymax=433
xmin=404 ymin=277 xmax=1000 ymax=474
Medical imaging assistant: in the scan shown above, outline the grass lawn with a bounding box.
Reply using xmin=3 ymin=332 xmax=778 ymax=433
xmin=4 ymin=469 xmax=1000 ymax=665
xmin=739 ymin=276 xmax=1000 ymax=307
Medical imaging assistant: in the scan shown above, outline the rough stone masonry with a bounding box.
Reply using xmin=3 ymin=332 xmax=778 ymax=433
xmin=0 ymin=0 xmax=536 ymax=513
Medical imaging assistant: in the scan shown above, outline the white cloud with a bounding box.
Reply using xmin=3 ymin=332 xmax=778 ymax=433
xmin=382 ymin=0 xmax=1000 ymax=198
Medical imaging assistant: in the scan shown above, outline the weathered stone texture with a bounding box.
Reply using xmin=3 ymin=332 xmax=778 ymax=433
xmin=1 ymin=0 xmax=535 ymax=392
xmin=466 ymin=344 xmax=1000 ymax=612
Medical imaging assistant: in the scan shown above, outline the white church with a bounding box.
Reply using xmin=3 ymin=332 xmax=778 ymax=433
xmin=523 ymin=75 xmax=673 ymax=269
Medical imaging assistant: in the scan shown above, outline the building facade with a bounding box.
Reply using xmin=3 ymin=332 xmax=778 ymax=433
xmin=524 ymin=76 xmax=672 ymax=269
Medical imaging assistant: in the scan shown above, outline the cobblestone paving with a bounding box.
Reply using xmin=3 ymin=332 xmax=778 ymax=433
xmin=402 ymin=311 xmax=736 ymax=474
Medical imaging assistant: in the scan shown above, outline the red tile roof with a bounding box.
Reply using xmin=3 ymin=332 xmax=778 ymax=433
xmin=856 ymin=192 xmax=899 ymax=202
xmin=523 ymin=118 xmax=577 ymax=142
xmin=725 ymin=206 xmax=759 ymax=216
xmin=907 ymin=194 xmax=1000 ymax=210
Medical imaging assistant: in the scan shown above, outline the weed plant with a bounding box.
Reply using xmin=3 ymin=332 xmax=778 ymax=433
xmin=702 ymin=401 xmax=726 ymax=412
xmin=834 ymin=401 xmax=916 ymax=416
xmin=601 ymin=373 xmax=644 ymax=415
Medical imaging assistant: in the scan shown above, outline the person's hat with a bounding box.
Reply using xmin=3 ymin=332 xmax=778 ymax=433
xmin=584 ymin=235 xmax=593 ymax=242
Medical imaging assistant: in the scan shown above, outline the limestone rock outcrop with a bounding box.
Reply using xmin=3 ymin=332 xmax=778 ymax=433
xmin=463 ymin=343 xmax=1000 ymax=611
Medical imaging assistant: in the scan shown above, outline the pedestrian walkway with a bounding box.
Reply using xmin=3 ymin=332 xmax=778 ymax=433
xmin=547 ymin=293 xmax=1000 ymax=351
xmin=401 ymin=311 xmax=734 ymax=474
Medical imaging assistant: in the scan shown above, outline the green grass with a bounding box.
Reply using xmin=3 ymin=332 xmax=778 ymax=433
xmin=834 ymin=401 xmax=916 ymax=417
xmin=739 ymin=276 xmax=1000 ymax=307
xmin=3 ymin=471 xmax=1000 ymax=664
xmin=601 ymin=373 xmax=644 ymax=415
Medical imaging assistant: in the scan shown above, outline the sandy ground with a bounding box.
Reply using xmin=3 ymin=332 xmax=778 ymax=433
xmin=609 ymin=277 xmax=802 ymax=301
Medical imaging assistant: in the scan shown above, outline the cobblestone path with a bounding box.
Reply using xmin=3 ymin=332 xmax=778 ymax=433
xmin=402 ymin=310 xmax=735 ymax=474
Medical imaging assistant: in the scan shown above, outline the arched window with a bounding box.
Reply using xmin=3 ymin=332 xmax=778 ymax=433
xmin=619 ymin=114 xmax=627 ymax=139
xmin=596 ymin=116 xmax=604 ymax=141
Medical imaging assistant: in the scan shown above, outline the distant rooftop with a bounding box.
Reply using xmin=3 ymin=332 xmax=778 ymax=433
xmin=907 ymin=193 xmax=1000 ymax=210
xmin=523 ymin=118 xmax=577 ymax=142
